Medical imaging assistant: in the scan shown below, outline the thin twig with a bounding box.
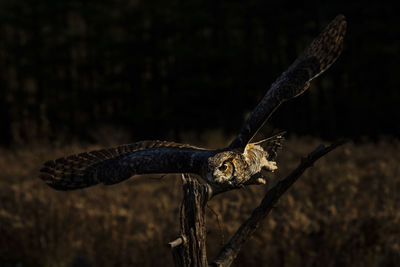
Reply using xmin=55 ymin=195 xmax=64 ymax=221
xmin=168 ymin=236 xmax=185 ymax=248
xmin=207 ymin=204 xmax=225 ymax=246
xmin=211 ymin=139 xmax=348 ymax=267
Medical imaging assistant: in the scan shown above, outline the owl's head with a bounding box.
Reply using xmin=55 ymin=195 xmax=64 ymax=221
xmin=201 ymin=140 xmax=280 ymax=187
xmin=202 ymin=151 xmax=247 ymax=186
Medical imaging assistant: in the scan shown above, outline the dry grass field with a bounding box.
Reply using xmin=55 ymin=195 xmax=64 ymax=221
xmin=1 ymin=135 xmax=399 ymax=266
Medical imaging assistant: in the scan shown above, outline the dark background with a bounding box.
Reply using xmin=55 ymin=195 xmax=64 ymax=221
xmin=0 ymin=0 xmax=398 ymax=146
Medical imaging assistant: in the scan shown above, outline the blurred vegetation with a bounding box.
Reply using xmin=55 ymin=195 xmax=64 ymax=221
xmin=1 ymin=134 xmax=399 ymax=266
xmin=0 ymin=1 xmax=398 ymax=146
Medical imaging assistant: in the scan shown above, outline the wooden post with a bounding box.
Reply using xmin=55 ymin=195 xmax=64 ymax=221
xmin=169 ymin=174 xmax=211 ymax=267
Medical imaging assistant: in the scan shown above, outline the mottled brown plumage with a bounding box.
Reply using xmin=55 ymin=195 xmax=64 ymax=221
xmin=39 ymin=15 xmax=346 ymax=190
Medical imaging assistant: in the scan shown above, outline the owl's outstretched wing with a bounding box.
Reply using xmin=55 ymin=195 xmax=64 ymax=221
xmin=39 ymin=141 xmax=213 ymax=191
xmin=229 ymin=15 xmax=347 ymax=150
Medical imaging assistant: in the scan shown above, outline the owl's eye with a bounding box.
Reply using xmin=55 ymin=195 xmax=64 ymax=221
xmin=219 ymin=161 xmax=233 ymax=174
xmin=218 ymin=163 xmax=228 ymax=172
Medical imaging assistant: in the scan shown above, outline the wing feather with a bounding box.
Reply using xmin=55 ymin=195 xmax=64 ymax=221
xmin=229 ymin=15 xmax=346 ymax=149
xmin=250 ymin=131 xmax=286 ymax=161
xmin=39 ymin=141 xmax=212 ymax=191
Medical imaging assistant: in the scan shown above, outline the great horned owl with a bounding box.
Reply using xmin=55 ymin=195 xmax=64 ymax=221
xmin=39 ymin=15 xmax=346 ymax=190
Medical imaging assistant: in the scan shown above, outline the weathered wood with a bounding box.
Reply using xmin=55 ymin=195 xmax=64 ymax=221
xmin=168 ymin=236 xmax=184 ymax=248
xmin=170 ymin=174 xmax=211 ymax=267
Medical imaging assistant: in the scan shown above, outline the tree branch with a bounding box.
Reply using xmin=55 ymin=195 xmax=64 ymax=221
xmin=211 ymin=139 xmax=348 ymax=267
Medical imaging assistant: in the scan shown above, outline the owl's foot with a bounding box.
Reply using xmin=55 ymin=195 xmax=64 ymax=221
xmin=244 ymin=172 xmax=268 ymax=185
